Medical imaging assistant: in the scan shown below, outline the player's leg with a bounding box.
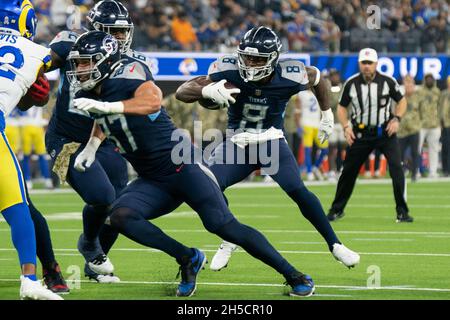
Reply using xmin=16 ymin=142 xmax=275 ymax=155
xmin=25 ymin=184 xmax=69 ymax=293
xmin=108 ymin=177 xmax=200 ymax=296
xmin=313 ymin=131 xmax=328 ymax=180
xmin=207 ymin=139 xmax=258 ymax=190
xmin=302 ymin=126 xmax=314 ymax=180
xmin=328 ymin=138 xmax=374 ymax=220
xmin=206 ymin=139 xmax=258 ymax=270
xmin=95 ymin=142 xmax=128 ymax=256
xmin=176 ymin=163 xmax=315 ymax=297
xmin=66 ymin=148 xmax=118 ymax=275
xmin=0 ymin=131 xmax=61 ymax=300
xmin=265 ymin=138 xmax=359 ymax=267
xmin=33 ymin=126 xmax=53 ymax=188
xmin=21 ymin=125 xmax=33 ymax=188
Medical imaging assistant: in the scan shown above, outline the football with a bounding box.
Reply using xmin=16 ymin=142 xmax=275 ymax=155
xmin=198 ymin=80 xmax=239 ymax=110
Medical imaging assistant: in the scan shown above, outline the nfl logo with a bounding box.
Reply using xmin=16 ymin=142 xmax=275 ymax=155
xmin=255 ymin=89 xmax=262 ymax=96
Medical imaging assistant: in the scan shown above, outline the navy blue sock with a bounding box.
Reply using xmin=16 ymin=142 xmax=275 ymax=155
xmin=27 ymin=195 xmax=56 ymax=268
xmin=110 ymin=207 xmax=192 ymax=260
xmin=82 ymin=204 xmax=110 ymax=242
xmin=215 ymin=219 xmax=298 ymax=277
xmin=38 ymin=155 xmax=51 ymax=179
xmin=2 ymin=203 xmax=37 ymax=266
xmin=304 ymin=147 xmax=312 ymax=173
xmin=288 ymin=187 xmax=340 ymax=250
xmin=21 ymin=155 xmax=31 ymax=181
xmin=99 ymin=223 xmax=119 ymax=255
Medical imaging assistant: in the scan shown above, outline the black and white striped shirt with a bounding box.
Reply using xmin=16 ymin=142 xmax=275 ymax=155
xmin=339 ymin=72 xmax=404 ymax=127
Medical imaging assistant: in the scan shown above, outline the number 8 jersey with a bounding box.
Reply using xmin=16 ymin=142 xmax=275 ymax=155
xmin=0 ymin=32 xmax=51 ymax=118
xmin=208 ymin=55 xmax=309 ymax=133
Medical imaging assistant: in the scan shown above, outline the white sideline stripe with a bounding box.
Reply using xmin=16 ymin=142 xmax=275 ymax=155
xmin=2 ymin=228 xmax=450 ymax=236
xmin=0 ymin=247 xmax=448 ymax=257
xmin=0 ymin=278 xmax=449 ymax=293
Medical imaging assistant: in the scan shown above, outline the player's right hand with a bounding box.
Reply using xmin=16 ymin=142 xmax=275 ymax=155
xmin=201 ymin=79 xmax=240 ymax=108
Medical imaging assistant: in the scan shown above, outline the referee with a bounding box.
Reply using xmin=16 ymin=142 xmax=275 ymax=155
xmin=327 ymin=48 xmax=413 ymax=223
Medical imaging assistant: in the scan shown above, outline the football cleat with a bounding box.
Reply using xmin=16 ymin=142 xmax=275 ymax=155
xmin=176 ymin=249 xmax=207 ymax=297
xmin=78 ymin=233 xmax=114 ymax=275
xmin=286 ymin=272 xmax=315 ymax=297
xmin=43 ymin=263 xmax=70 ymax=294
xmin=20 ymin=276 xmax=64 ymax=300
xmin=332 ymin=243 xmax=360 ymax=268
xmin=396 ymin=213 xmax=414 ymax=223
xmin=210 ymin=241 xmax=237 ymax=271
xmin=85 ymin=263 xmax=120 ymax=283
xmin=88 ymin=254 xmax=114 ymax=275
xmin=327 ymin=210 xmax=345 ymax=221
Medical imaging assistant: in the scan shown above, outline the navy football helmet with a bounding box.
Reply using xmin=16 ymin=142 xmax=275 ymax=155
xmin=0 ymin=0 xmax=37 ymax=40
xmin=67 ymin=30 xmax=122 ymax=91
xmin=87 ymin=0 xmax=133 ymax=53
xmin=237 ymin=26 xmax=282 ymax=82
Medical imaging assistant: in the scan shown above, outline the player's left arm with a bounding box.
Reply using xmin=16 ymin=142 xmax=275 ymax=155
xmin=306 ymin=66 xmax=333 ymax=143
xmin=74 ymin=80 xmax=162 ymax=116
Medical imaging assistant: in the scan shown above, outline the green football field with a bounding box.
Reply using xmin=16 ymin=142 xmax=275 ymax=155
xmin=1 ymin=180 xmax=450 ymax=300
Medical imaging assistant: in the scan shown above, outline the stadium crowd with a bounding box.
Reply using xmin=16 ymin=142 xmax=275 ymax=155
xmin=33 ymin=0 xmax=449 ymax=53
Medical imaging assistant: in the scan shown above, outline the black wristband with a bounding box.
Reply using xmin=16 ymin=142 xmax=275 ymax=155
xmin=393 ymin=115 xmax=402 ymax=122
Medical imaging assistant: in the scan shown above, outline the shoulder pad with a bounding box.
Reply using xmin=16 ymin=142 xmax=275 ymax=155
xmin=208 ymin=55 xmax=239 ymax=76
xmin=49 ymin=31 xmax=78 ymax=46
xmin=111 ymin=61 xmax=148 ymax=81
xmin=124 ymin=49 xmax=153 ymax=72
xmin=278 ymin=59 xmax=309 ymax=85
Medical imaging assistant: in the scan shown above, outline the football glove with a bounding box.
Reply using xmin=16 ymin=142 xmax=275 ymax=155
xmin=74 ymin=98 xmax=124 ymax=115
xmin=74 ymin=137 xmax=102 ymax=172
xmin=30 ymin=75 xmax=50 ymax=102
xmin=318 ymin=109 xmax=334 ymax=144
xmin=201 ymin=79 xmax=240 ymax=108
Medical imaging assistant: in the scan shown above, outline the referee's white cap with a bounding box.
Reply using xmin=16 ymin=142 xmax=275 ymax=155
xmin=358 ymin=48 xmax=378 ymax=62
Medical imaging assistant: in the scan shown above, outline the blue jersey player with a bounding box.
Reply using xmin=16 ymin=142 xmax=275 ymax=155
xmin=46 ymin=0 xmax=143 ymax=281
xmin=71 ymin=30 xmax=317 ymax=298
xmin=176 ymin=27 xmax=360 ymax=271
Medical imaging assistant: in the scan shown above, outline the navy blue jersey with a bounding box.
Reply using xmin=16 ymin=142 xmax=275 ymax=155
xmin=208 ymin=55 xmax=309 ymax=132
xmin=77 ymin=58 xmax=180 ymax=178
xmin=47 ymin=30 xmax=153 ymax=143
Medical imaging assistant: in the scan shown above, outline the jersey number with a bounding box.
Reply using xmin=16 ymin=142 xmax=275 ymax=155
xmin=0 ymin=46 xmax=24 ymax=81
xmin=96 ymin=115 xmax=137 ymax=153
xmin=240 ymin=103 xmax=269 ymax=130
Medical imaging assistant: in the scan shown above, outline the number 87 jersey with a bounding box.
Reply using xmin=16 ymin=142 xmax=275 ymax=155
xmin=0 ymin=33 xmax=51 ymax=118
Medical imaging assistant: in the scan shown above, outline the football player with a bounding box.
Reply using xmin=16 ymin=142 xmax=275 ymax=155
xmin=72 ymin=30 xmax=316 ymax=297
xmin=45 ymin=0 xmax=146 ymax=282
xmin=0 ymin=0 xmax=62 ymax=300
xmin=176 ymin=26 xmax=360 ymax=271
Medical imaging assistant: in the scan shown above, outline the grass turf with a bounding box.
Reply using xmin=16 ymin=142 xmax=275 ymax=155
xmin=1 ymin=180 xmax=449 ymax=300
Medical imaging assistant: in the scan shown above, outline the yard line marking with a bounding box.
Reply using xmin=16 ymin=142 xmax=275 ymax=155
xmin=1 ymin=248 xmax=448 ymax=257
xmin=2 ymin=229 xmax=450 ymax=236
xmin=280 ymin=241 xmax=326 ymax=244
xmin=350 ymin=238 xmax=414 ymax=242
xmin=0 ymin=278 xmax=449 ymax=293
